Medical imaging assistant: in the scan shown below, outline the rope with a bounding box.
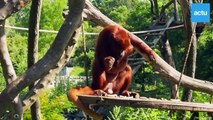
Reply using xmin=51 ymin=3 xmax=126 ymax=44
xmin=132 ymin=25 xmax=184 ymax=34
xmin=4 ymin=25 xmax=99 ymax=35
xmin=81 ymin=24 xmax=89 ymax=85
xmin=2 ymin=25 xmax=184 ymax=35
xmin=175 ymin=23 xmax=197 ymax=99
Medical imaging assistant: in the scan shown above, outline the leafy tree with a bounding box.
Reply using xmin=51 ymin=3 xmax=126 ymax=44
xmin=196 ymin=26 xmax=213 ymax=81
xmin=126 ymin=1 xmax=151 ymax=31
xmin=39 ymin=0 xmax=67 ymax=57
xmin=7 ymin=33 xmax=28 ymax=75
xmin=1 ymin=0 xmax=212 ymax=119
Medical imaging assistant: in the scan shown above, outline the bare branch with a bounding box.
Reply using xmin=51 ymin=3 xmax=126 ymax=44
xmin=0 ymin=0 xmax=85 ymax=116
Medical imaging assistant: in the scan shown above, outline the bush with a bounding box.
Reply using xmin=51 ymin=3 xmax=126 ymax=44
xmin=40 ymin=90 xmax=77 ymax=120
xmin=108 ymin=106 xmax=175 ymax=120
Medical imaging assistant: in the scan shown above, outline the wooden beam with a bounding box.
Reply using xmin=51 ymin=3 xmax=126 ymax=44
xmin=79 ymin=95 xmax=213 ymax=112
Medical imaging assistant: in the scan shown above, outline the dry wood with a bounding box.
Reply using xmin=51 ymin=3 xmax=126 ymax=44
xmin=79 ymin=95 xmax=213 ymax=112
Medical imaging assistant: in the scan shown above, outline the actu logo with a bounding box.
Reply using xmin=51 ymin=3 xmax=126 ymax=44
xmin=191 ymin=3 xmax=210 ymax=23
xmin=194 ymin=11 xmax=208 ymax=16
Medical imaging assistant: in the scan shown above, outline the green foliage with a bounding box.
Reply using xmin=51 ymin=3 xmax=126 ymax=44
xmin=38 ymin=77 xmax=78 ymax=120
xmin=92 ymin=0 xmax=133 ymax=16
xmin=196 ymin=26 xmax=213 ymax=81
xmin=126 ymin=2 xmax=151 ymax=30
xmin=167 ymin=29 xmax=187 ymax=71
xmin=0 ymin=65 xmax=5 ymax=91
xmin=73 ymin=50 xmax=94 ymax=68
xmin=23 ymin=80 xmax=77 ymax=120
xmin=23 ymin=110 xmax=32 ymax=120
xmin=41 ymin=0 xmax=67 ymax=30
xmin=8 ymin=4 xmax=31 ymax=28
xmin=92 ymin=0 xmax=150 ymax=28
xmin=7 ymin=0 xmax=67 ymax=59
xmin=71 ymin=45 xmax=95 ymax=76
xmin=22 ymin=91 xmax=73 ymax=120
xmin=52 ymin=78 xmax=72 ymax=97
xmin=7 ymin=33 xmax=28 ymax=75
xmin=108 ymin=106 xmax=124 ymax=120
xmin=108 ymin=106 xmax=175 ymax=120
xmin=70 ymin=66 xmax=85 ymax=76
xmin=193 ymin=91 xmax=211 ymax=102
xmin=4 ymin=1 xmax=76 ymax=119
xmin=40 ymin=91 xmax=74 ymax=120
xmin=39 ymin=0 xmax=67 ymax=57
xmin=108 ymin=105 xmax=212 ymax=120
xmin=109 ymin=5 xmax=130 ymax=26
xmin=1 ymin=0 xmax=213 ymax=119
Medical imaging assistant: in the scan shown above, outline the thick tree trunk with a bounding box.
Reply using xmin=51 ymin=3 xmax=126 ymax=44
xmin=180 ymin=31 xmax=197 ymax=119
xmin=0 ymin=0 xmax=85 ymax=117
xmin=183 ymin=25 xmax=198 ymax=120
xmin=0 ymin=21 xmax=23 ymax=119
xmin=177 ymin=25 xmax=197 ymax=120
xmin=27 ymin=0 xmax=42 ymax=119
xmin=178 ymin=0 xmax=198 ymax=119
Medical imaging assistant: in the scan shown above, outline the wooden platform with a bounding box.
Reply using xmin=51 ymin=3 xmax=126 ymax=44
xmin=78 ymin=95 xmax=213 ymax=112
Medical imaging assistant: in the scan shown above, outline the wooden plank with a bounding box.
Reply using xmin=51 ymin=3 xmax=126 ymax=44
xmin=78 ymin=95 xmax=213 ymax=112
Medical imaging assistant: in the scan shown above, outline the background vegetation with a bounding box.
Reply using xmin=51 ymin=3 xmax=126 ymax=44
xmin=0 ymin=0 xmax=212 ymax=119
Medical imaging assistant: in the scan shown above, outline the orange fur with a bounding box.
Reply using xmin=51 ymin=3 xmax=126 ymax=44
xmin=67 ymin=25 xmax=136 ymax=119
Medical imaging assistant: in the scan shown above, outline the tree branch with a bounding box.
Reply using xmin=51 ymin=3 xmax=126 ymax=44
xmin=0 ymin=0 xmax=31 ymax=22
xmin=0 ymin=21 xmax=23 ymax=119
xmin=22 ymin=26 xmax=82 ymax=111
xmin=27 ymin=0 xmax=43 ymax=118
xmin=0 ymin=0 xmax=85 ymax=116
